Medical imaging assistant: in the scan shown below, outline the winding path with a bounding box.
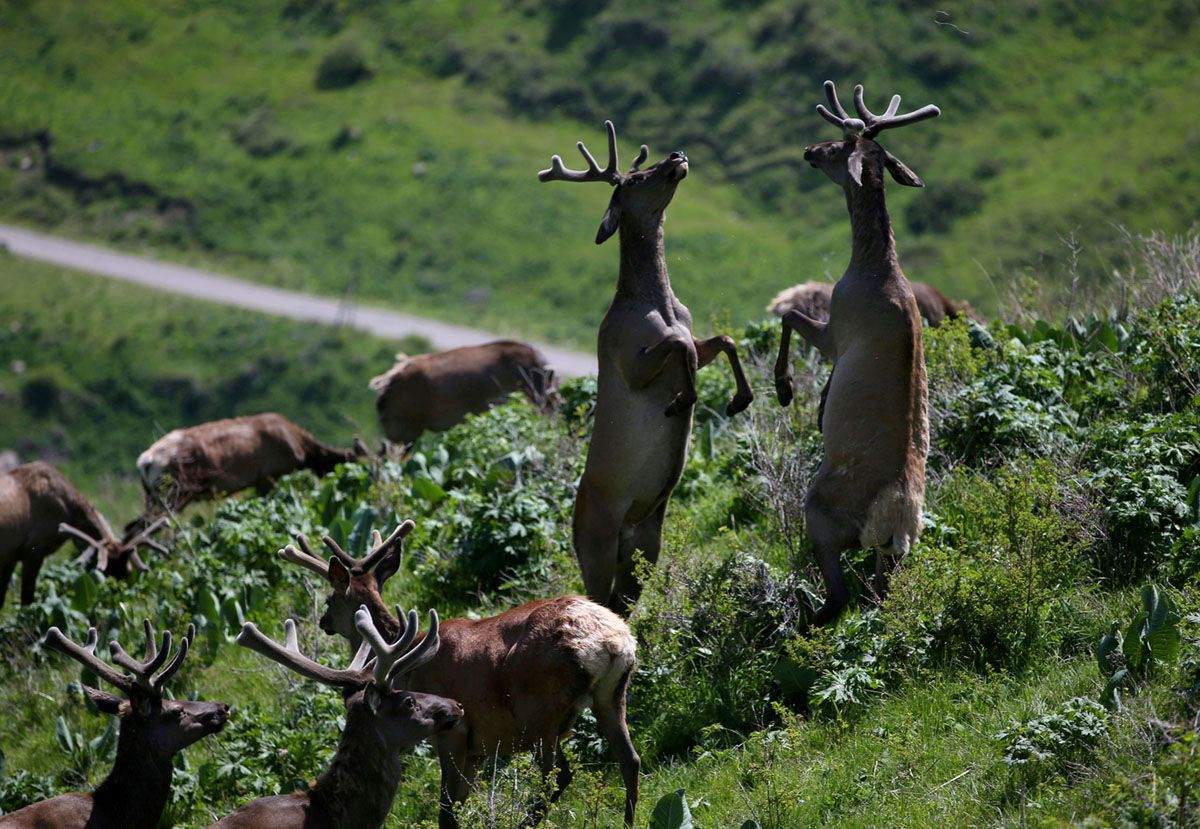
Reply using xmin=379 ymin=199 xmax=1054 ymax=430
xmin=0 ymin=223 xmax=596 ymax=376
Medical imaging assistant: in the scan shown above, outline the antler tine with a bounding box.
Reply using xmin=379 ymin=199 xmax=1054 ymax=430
xmin=371 ymin=529 xmax=383 ymax=549
xmin=352 ymin=519 xmax=415 ymax=574
xmin=386 ymin=608 xmax=440 ymax=686
xmin=236 ymin=619 xmax=371 ymax=691
xmin=823 ymin=80 xmax=851 ymax=120
xmin=852 ymin=83 xmax=940 ymax=138
xmin=44 ymin=626 xmax=132 ymax=692
xmin=125 ymin=516 xmax=170 ymax=550
xmin=355 ymin=605 xmax=420 ymax=687
xmin=883 ymin=94 xmax=901 ymax=118
xmin=150 ymin=623 xmax=195 ymax=692
xmin=628 ymin=144 xmax=649 ymax=173
xmin=60 ymin=522 xmax=104 ymax=549
xmin=537 ymin=120 xmax=622 ymax=185
xmin=321 ymin=535 xmax=358 ymax=567
xmin=128 ymin=550 xmax=150 ymax=572
xmin=109 ymin=619 xmax=172 ymax=689
xmin=278 ymin=543 xmax=331 ymax=579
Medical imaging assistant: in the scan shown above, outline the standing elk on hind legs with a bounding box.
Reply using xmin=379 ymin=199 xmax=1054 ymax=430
xmin=279 ymin=522 xmax=641 ymax=828
xmin=0 ymin=620 xmax=228 ymax=829
xmin=539 ymin=121 xmax=754 ymax=617
xmin=774 ymin=81 xmax=937 ymax=625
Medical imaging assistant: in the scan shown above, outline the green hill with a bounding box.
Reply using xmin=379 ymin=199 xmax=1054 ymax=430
xmin=2 ymin=0 xmax=1197 ymax=345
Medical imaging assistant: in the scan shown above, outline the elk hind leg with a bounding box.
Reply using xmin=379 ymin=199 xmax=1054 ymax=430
xmin=0 ymin=556 xmax=17 ymax=610
xmin=573 ymin=484 xmax=621 ymax=610
xmin=806 ymin=499 xmax=854 ymax=626
xmin=594 ymin=667 xmax=640 ymax=826
xmin=435 ymin=726 xmax=476 ymax=829
xmin=19 ymin=553 xmax=45 ymax=605
xmin=873 ymin=533 xmax=911 ymax=600
xmin=521 ymin=736 xmax=571 ymax=827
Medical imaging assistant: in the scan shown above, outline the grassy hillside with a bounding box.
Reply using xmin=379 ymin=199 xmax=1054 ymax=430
xmin=0 ymin=253 xmax=426 ymax=517
xmin=2 ymin=0 xmax=1198 ymax=345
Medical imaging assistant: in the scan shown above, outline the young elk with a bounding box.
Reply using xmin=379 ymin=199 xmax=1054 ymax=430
xmin=539 ymin=121 xmax=754 ymax=615
xmin=0 ymin=461 xmax=169 ymax=608
xmin=371 ymin=340 xmax=560 ymax=448
xmin=209 ymin=607 xmax=462 ymax=829
xmin=768 ymin=280 xmax=982 ymax=328
xmin=774 ymin=81 xmax=938 ymax=624
xmin=135 ymin=412 xmax=368 ymax=517
xmin=280 ymin=522 xmax=640 ymax=827
xmin=0 ymin=621 xmax=229 ymax=829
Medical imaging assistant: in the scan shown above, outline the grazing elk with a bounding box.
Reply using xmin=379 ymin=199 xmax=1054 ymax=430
xmin=773 ymin=81 xmax=937 ymax=624
xmin=0 ymin=462 xmax=169 ymax=608
xmin=209 ymin=607 xmax=462 ymax=829
xmin=769 ymin=279 xmax=982 ymax=328
xmin=370 ymin=340 xmax=560 ymax=447
xmin=539 ymin=121 xmax=753 ymax=615
xmin=135 ymin=412 xmax=367 ymax=516
xmin=280 ymin=522 xmax=640 ymax=827
xmin=0 ymin=621 xmax=228 ymax=829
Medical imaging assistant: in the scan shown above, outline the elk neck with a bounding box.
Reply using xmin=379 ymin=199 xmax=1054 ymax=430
xmin=309 ymin=701 xmax=407 ymax=828
xmin=844 ymin=181 xmax=901 ymax=279
xmin=616 ymin=216 xmax=674 ymax=306
xmin=89 ymin=723 xmax=176 ymax=829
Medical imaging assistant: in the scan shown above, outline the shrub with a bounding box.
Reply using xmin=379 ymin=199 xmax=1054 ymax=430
xmin=315 ymin=36 xmax=372 ymax=90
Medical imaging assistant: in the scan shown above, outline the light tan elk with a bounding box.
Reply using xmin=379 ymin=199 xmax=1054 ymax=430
xmin=280 ymin=523 xmax=640 ymax=827
xmin=209 ymin=607 xmax=462 ymax=829
xmin=0 ymin=462 xmax=169 ymax=608
xmin=773 ymin=81 xmax=937 ymax=624
xmin=0 ymin=621 xmax=229 ymax=829
xmin=371 ymin=340 xmax=560 ymax=446
xmin=136 ymin=412 xmax=367 ymax=515
xmin=539 ymin=121 xmax=753 ymax=615
xmin=769 ymin=279 xmax=982 ymax=328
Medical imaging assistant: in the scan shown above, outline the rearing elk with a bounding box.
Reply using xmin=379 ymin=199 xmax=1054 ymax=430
xmin=279 ymin=523 xmax=640 ymax=827
xmin=539 ymin=121 xmax=754 ymax=615
xmin=774 ymin=81 xmax=937 ymax=624
xmin=0 ymin=620 xmax=229 ymax=829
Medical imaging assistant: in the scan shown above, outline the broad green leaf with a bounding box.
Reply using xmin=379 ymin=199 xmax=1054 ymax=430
xmin=220 ymin=596 xmax=244 ymax=632
xmin=1096 ymin=621 xmax=1122 ymax=676
xmin=69 ymin=572 xmax=98 ymax=613
xmin=198 ymin=590 xmax=221 ymax=626
xmin=1147 ymin=623 xmax=1181 ymax=667
xmin=740 ymin=822 xmax=763 ymax=829
xmin=649 ymin=789 xmax=693 ymax=829
xmin=54 ymin=716 xmax=75 ymax=754
xmin=411 ymin=476 xmax=447 ymax=504
xmin=1123 ymin=612 xmax=1148 ymax=672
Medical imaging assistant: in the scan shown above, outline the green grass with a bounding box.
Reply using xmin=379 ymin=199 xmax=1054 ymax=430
xmin=0 ymin=253 xmax=426 ymax=518
xmin=1 ymin=0 xmax=1197 ymax=346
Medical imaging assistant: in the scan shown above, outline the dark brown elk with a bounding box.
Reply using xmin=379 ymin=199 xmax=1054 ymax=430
xmin=279 ymin=522 xmax=640 ymax=827
xmin=769 ymin=279 xmax=983 ymax=328
xmin=370 ymin=340 xmax=560 ymax=447
xmin=0 ymin=462 xmax=169 ymax=608
xmin=208 ymin=607 xmax=462 ymax=829
xmin=0 ymin=621 xmax=228 ymax=829
xmin=773 ymin=81 xmax=937 ymax=624
xmin=539 ymin=121 xmax=753 ymax=616
xmin=136 ymin=412 xmax=367 ymax=514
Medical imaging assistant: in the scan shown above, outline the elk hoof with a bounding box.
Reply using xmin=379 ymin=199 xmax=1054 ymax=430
xmin=725 ymin=390 xmax=753 ymax=416
xmin=775 ymin=375 xmax=794 ymax=407
xmin=664 ymin=391 xmax=697 ymax=417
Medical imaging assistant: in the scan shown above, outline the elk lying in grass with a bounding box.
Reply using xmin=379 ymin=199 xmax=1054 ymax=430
xmin=0 ymin=462 xmax=169 ymax=608
xmin=209 ymin=607 xmax=461 ymax=829
xmin=774 ymin=81 xmax=937 ymax=624
xmin=539 ymin=121 xmax=753 ymax=615
xmin=280 ymin=523 xmax=640 ymax=828
xmin=0 ymin=621 xmax=228 ymax=829
xmin=136 ymin=412 xmax=367 ymax=515
xmin=370 ymin=340 xmax=560 ymax=447
xmin=768 ymin=279 xmax=982 ymax=328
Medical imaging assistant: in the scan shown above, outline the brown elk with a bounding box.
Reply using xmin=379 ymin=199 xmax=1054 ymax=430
xmin=279 ymin=522 xmax=640 ymax=827
xmin=208 ymin=607 xmax=462 ymax=829
xmin=539 ymin=121 xmax=754 ymax=615
xmin=0 ymin=462 xmax=169 ymax=608
xmin=769 ymin=279 xmax=983 ymax=328
xmin=773 ymin=81 xmax=937 ymax=624
xmin=370 ymin=340 xmax=560 ymax=447
xmin=0 ymin=621 xmax=228 ymax=829
xmin=135 ymin=412 xmax=367 ymax=515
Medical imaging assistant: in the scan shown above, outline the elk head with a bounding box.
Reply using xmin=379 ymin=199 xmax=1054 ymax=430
xmin=538 ymin=120 xmax=689 ymax=244
xmin=804 ymin=80 xmax=939 ymax=191
xmin=279 ymin=521 xmax=413 ymax=649
xmin=59 ymin=517 xmax=171 ymax=578
xmin=44 ymin=620 xmax=229 ymax=755
xmin=236 ymin=606 xmax=462 ymax=752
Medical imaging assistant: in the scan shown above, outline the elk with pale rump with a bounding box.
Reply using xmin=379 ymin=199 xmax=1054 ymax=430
xmin=539 ymin=121 xmax=754 ymax=616
xmin=371 ymin=340 xmax=559 ymax=447
xmin=0 ymin=621 xmax=228 ymax=829
xmin=768 ymin=279 xmax=982 ymax=329
xmin=208 ymin=607 xmax=462 ymax=829
xmin=774 ymin=81 xmax=937 ymax=624
xmin=280 ymin=521 xmax=641 ymax=827
xmin=0 ymin=461 xmax=169 ymax=608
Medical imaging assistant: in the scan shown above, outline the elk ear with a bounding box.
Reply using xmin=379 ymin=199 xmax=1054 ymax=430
xmin=373 ymin=547 xmax=402 ymax=587
xmin=328 ymin=557 xmax=352 ymax=593
xmin=884 ymin=150 xmax=924 ymax=188
xmin=846 ymin=143 xmax=865 ymax=187
xmin=595 ymin=191 xmax=621 ymax=245
xmin=83 ymin=685 xmax=126 ymax=716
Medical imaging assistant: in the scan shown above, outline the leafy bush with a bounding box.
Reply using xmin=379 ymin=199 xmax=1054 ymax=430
xmin=315 ymin=36 xmax=372 ymax=90
xmin=996 ymin=697 xmax=1108 ymax=783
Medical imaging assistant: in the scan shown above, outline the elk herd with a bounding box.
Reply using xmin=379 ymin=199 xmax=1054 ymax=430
xmin=1 ymin=81 xmax=971 ymax=828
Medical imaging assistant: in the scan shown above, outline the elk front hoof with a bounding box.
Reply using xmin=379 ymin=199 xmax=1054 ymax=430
xmin=775 ymin=375 xmax=794 ymax=407
xmin=725 ymin=390 xmax=753 ymax=416
xmin=664 ymin=391 xmax=697 ymax=417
